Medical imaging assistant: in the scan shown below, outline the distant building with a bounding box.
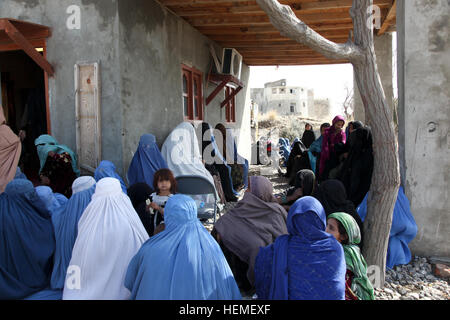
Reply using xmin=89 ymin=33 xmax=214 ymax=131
xmin=251 ymin=79 xmax=310 ymax=117
xmin=311 ymin=99 xmax=331 ymax=121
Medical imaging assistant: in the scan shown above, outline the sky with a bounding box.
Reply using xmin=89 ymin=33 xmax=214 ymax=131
xmin=248 ymin=32 xmax=398 ymax=116
xmin=248 ymin=63 xmax=354 ymax=116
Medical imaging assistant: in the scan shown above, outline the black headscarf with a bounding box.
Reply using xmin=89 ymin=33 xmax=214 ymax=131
xmin=313 ymin=179 xmax=364 ymax=247
xmin=127 ymin=183 xmax=153 ymax=236
xmin=294 ymin=169 xmax=316 ymax=196
xmin=286 ymin=140 xmax=307 ymax=177
xmin=339 ymin=126 xmax=374 ymax=207
xmin=301 ymin=123 xmax=316 ymax=148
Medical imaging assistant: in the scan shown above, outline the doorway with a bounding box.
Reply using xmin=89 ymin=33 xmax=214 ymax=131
xmin=0 ymin=50 xmax=47 ymax=184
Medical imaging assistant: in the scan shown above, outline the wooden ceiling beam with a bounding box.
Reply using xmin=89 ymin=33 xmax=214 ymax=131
xmin=378 ymin=0 xmax=396 ymax=36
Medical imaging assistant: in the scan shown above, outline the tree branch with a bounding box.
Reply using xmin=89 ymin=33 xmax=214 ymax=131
xmin=256 ymin=0 xmax=364 ymax=62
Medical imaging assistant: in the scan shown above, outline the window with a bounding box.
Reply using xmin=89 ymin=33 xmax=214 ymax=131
xmin=272 ymin=88 xmax=277 ymax=94
xmin=280 ymin=88 xmax=286 ymax=94
xmin=290 ymin=89 xmax=295 ymax=94
xmin=225 ymin=86 xmax=236 ymax=123
xmin=290 ymin=103 xmax=296 ymax=113
xmin=182 ymin=64 xmax=203 ymax=120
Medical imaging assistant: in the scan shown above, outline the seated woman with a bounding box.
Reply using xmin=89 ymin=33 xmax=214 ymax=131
xmin=277 ymin=169 xmax=316 ymax=211
xmin=326 ymin=212 xmax=375 ymax=300
xmin=125 ymin=194 xmax=242 ymax=300
xmin=215 ymin=123 xmax=249 ymax=191
xmin=35 ymin=186 xmax=68 ymax=217
xmin=319 ymin=116 xmax=346 ymax=182
xmin=0 ymin=179 xmax=55 ymax=300
xmin=50 ymin=176 xmax=96 ymax=290
xmin=202 ymin=122 xmax=238 ymax=202
xmin=212 ymin=176 xmax=288 ymax=294
xmin=127 ymin=182 xmax=154 ymax=237
xmin=161 ymin=122 xmax=218 ymax=205
xmin=34 ymin=134 xmax=80 ymax=198
xmin=357 ymin=187 xmax=418 ymax=270
xmin=94 ymin=160 xmax=127 ymax=193
xmin=313 ymin=179 xmax=364 ymax=248
xmin=63 ymin=177 xmax=149 ymax=300
xmin=285 ymin=140 xmax=311 ymax=185
xmin=127 ymin=134 xmax=168 ymax=188
xmin=254 ymin=196 xmax=346 ymax=300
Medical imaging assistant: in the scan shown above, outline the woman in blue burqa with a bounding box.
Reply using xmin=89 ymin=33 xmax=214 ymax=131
xmin=94 ymin=160 xmax=127 ymax=193
xmin=124 ymin=194 xmax=242 ymax=300
xmin=127 ymin=134 xmax=168 ymax=188
xmin=0 ymin=179 xmax=55 ymax=300
xmin=254 ymin=196 xmax=346 ymax=300
xmin=50 ymin=176 xmax=96 ymax=291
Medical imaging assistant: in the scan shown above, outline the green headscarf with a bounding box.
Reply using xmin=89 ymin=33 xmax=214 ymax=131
xmin=35 ymin=134 xmax=80 ymax=177
xmin=328 ymin=212 xmax=375 ymax=300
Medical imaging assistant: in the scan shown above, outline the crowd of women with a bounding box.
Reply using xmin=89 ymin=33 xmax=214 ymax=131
xmin=1 ymin=103 xmax=416 ymax=300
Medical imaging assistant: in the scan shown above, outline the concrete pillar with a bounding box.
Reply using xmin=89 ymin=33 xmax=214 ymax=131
xmin=398 ymin=0 xmax=450 ymax=258
xmin=353 ymin=33 xmax=394 ymax=124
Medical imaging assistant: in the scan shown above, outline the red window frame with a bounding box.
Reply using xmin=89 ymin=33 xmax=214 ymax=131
xmin=225 ymin=86 xmax=236 ymax=123
xmin=182 ymin=64 xmax=203 ymax=121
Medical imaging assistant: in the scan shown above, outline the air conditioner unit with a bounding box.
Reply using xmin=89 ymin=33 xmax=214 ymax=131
xmin=221 ymin=48 xmax=242 ymax=79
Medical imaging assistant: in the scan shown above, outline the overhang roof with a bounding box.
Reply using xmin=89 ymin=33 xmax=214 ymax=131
xmin=0 ymin=18 xmax=54 ymax=75
xmin=159 ymin=0 xmax=397 ymax=66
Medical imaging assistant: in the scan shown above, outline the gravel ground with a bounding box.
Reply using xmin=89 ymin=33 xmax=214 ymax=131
xmin=202 ymin=164 xmax=450 ymax=300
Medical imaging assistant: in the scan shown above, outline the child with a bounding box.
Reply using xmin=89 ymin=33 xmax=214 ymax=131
xmin=146 ymin=168 xmax=177 ymax=235
xmin=326 ymin=212 xmax=375 ymax=300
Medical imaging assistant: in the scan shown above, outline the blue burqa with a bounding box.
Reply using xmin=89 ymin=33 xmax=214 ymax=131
xmin=308 ymin=136 xmax=323 ymax=174
xmin=50 ymin=184 xmax=96 ymax=290
xmin=254 ymin=196 xmax=346 ymax=300
xmin=35 ymin=186 xmax=69 ymax=217
xmin=127 ymin=134 xmax=168 ymax=188
xmin=0 ymin=179 xmax=55 ymax=300
xmin=357 ymin=187 xmax=418 ymax=269
xmin=278 ymin=138 xmax=291 ymax=165
xmin=125 ymin=194 xmax=242 ymax=300
xmin=94 ymin=160 xmax=127 ymax=193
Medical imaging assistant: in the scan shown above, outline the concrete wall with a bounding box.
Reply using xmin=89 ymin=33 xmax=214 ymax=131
xmin=1 ymin=0 xmax=124 ymax=174
xmin=397 ymin=0 xmax=450 ymax=258
xmin=1 ymin=0 xmax=252 ymax=178
xmin=353 ymin=32 xmax=393 ymax=124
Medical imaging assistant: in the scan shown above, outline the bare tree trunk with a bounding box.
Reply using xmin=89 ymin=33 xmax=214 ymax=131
xmin=256 ymin=0 xmax=400 ymax=287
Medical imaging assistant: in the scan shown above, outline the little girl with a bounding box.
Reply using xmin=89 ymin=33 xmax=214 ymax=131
xmin=146 ymin=168 xmax=177 ymax=235
xmin=326 ymin=212 xmax=374 ymax=300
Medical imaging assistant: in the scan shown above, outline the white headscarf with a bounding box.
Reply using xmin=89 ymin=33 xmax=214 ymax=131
xmin=63 ymin=177 xmax=149 ymax=300
xmin=161 ymin=122 xmax=216 ymax=188
xmin=71 ymin=176 xmax=96 ymax=195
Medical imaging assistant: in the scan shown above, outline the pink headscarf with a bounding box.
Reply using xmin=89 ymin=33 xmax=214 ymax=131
xmin=0 ymin=105 xmax=22 ymax=193
xmin=319 ymin=115 xmax=346 ymax=177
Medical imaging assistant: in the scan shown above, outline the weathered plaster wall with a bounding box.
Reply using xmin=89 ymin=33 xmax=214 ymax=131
xmin=1 ymin=0 xmax=124 ymax=174
xmin=1 ymin=0 xmax=252 ymax=179
xmin=398 ymin=0 xmax=450 ymax=258
xmin=117 ymin=0 xmax=251 ymax=175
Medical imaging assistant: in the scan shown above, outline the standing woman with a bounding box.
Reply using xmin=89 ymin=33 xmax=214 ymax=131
xmin=326 ymin=212 xmax=375 ymax=300
xmin=319 ymin=116 xmax=346 ymax=181
xmin=35 ymin=134 xmax=80 ymax=198
xmin=301 ymin=123 xmax=316 ymax=149
xmin=0 ymin=105 xmax=21 ymax=193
